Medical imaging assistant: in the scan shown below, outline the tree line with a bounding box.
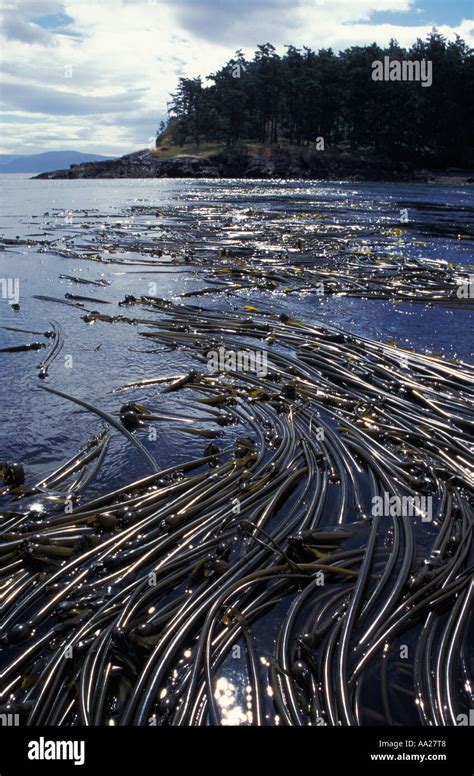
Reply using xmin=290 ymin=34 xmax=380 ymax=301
xmin=163 ymin=31 xmax=474 ymax=167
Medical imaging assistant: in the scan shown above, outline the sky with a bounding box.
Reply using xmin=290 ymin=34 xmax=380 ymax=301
xmin=0 ymin=0 xmax=473 ymax=156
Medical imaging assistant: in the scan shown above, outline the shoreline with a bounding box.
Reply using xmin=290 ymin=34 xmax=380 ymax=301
xmin=33 ymin=147 xmax=474 ymax=185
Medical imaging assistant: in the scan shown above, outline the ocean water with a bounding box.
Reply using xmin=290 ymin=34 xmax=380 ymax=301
xmin=0 ymin=173 xmax=472 ymax=495
xmin=0 ymin=174 xmax=473 ymax=727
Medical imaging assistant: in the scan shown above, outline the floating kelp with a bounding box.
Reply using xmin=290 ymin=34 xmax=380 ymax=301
xmin=64 ymin=293 xmax=110 ymax=304
xmin=36 ymin=321 xmax=62 ymax=379
xmin=0 ymin=294 xmax=472 ymax=727
xmin=9 ymin=200 xmax=474 ymax=306
xmin=59 ymin=274 xmax=110 ymax=286
xmin=0 ymin=193 xmax=472 ymax=728
xmin=0 ymin=343 xmax=46 ymax=353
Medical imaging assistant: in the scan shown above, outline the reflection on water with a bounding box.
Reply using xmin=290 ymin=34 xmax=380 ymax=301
xmin=214 ymin=677 xmax=250 ymax=726
xmin=0 ymin=175 xmax=472 ymax=488
xmin=0 ymin=176 xmax=472 ymax=726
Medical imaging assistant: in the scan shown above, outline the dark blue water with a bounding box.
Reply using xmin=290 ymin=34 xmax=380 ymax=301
xmin=1 ymin=175 xmax=472 ymax=494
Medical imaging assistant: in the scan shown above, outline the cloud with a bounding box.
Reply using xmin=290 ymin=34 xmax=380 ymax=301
xmin=1 ymin=0 xmax=64 ymax=13
xmin=1 ymin=14 xmax=57 ymax=44
xmin=162 ymin=0 xmax=415 ymax=45
xmin=0 ymin=0 xmax=472 ymax=155
xmin=0 ymin=80 xmax=144 ymax=115
xmin=0 ymin=0 xmax=67 ymax=45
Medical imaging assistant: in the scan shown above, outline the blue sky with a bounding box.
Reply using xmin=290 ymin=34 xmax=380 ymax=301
xmin=0 ymin=0 xmax=473 ymax=156
xmin=370 ymin=0 xmax=474 ymax=26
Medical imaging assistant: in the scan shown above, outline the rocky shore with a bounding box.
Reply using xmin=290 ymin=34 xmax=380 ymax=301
xmin=34 ymin=146 xmax=474 ymax=183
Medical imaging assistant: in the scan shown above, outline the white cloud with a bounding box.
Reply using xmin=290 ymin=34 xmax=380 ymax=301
xmin=0 ymin=0 xmax=472 ymax=155
xmin=1 ymin=15 xmax=57 ymax=44
xmin=3 ymin=1 xmax=65 ymax=12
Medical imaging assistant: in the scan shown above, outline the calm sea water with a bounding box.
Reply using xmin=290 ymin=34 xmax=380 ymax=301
xmin=1 ymin=174 xmax=473 ymax=493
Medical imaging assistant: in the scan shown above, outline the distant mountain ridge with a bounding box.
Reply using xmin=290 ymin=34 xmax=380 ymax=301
xmin=0 ymin=150 xmax=115 ymax=173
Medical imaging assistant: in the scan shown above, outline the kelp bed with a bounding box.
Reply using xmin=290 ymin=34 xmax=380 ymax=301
xmin=0 ymin=196 xmax=473 ymax=726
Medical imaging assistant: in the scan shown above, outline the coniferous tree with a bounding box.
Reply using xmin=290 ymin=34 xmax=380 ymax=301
xmin=163 ymin=31 xmax=474 ymax=167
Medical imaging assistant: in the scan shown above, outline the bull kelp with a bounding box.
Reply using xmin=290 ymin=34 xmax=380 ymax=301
xmin=0 ymin=183 xmax=472 ymax=727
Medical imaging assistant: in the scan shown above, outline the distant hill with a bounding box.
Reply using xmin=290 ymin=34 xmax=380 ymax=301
xmin=0 ymin=154 xmax=22 ymax=165
xmin=0 ymin=150 xmax=115 ymax=174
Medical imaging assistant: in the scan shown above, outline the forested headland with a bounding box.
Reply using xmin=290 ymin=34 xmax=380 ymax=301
xmin=162 ymin=31 xmax=474 ymax=169
xmin=36 ymin=31 xmax=474 ymax=180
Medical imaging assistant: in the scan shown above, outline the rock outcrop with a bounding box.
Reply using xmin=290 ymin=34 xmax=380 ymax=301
xmin=34 ymin=147 xmax=473 ymax=182
xmin=36 ymin=150 xmax=220 ymax=179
